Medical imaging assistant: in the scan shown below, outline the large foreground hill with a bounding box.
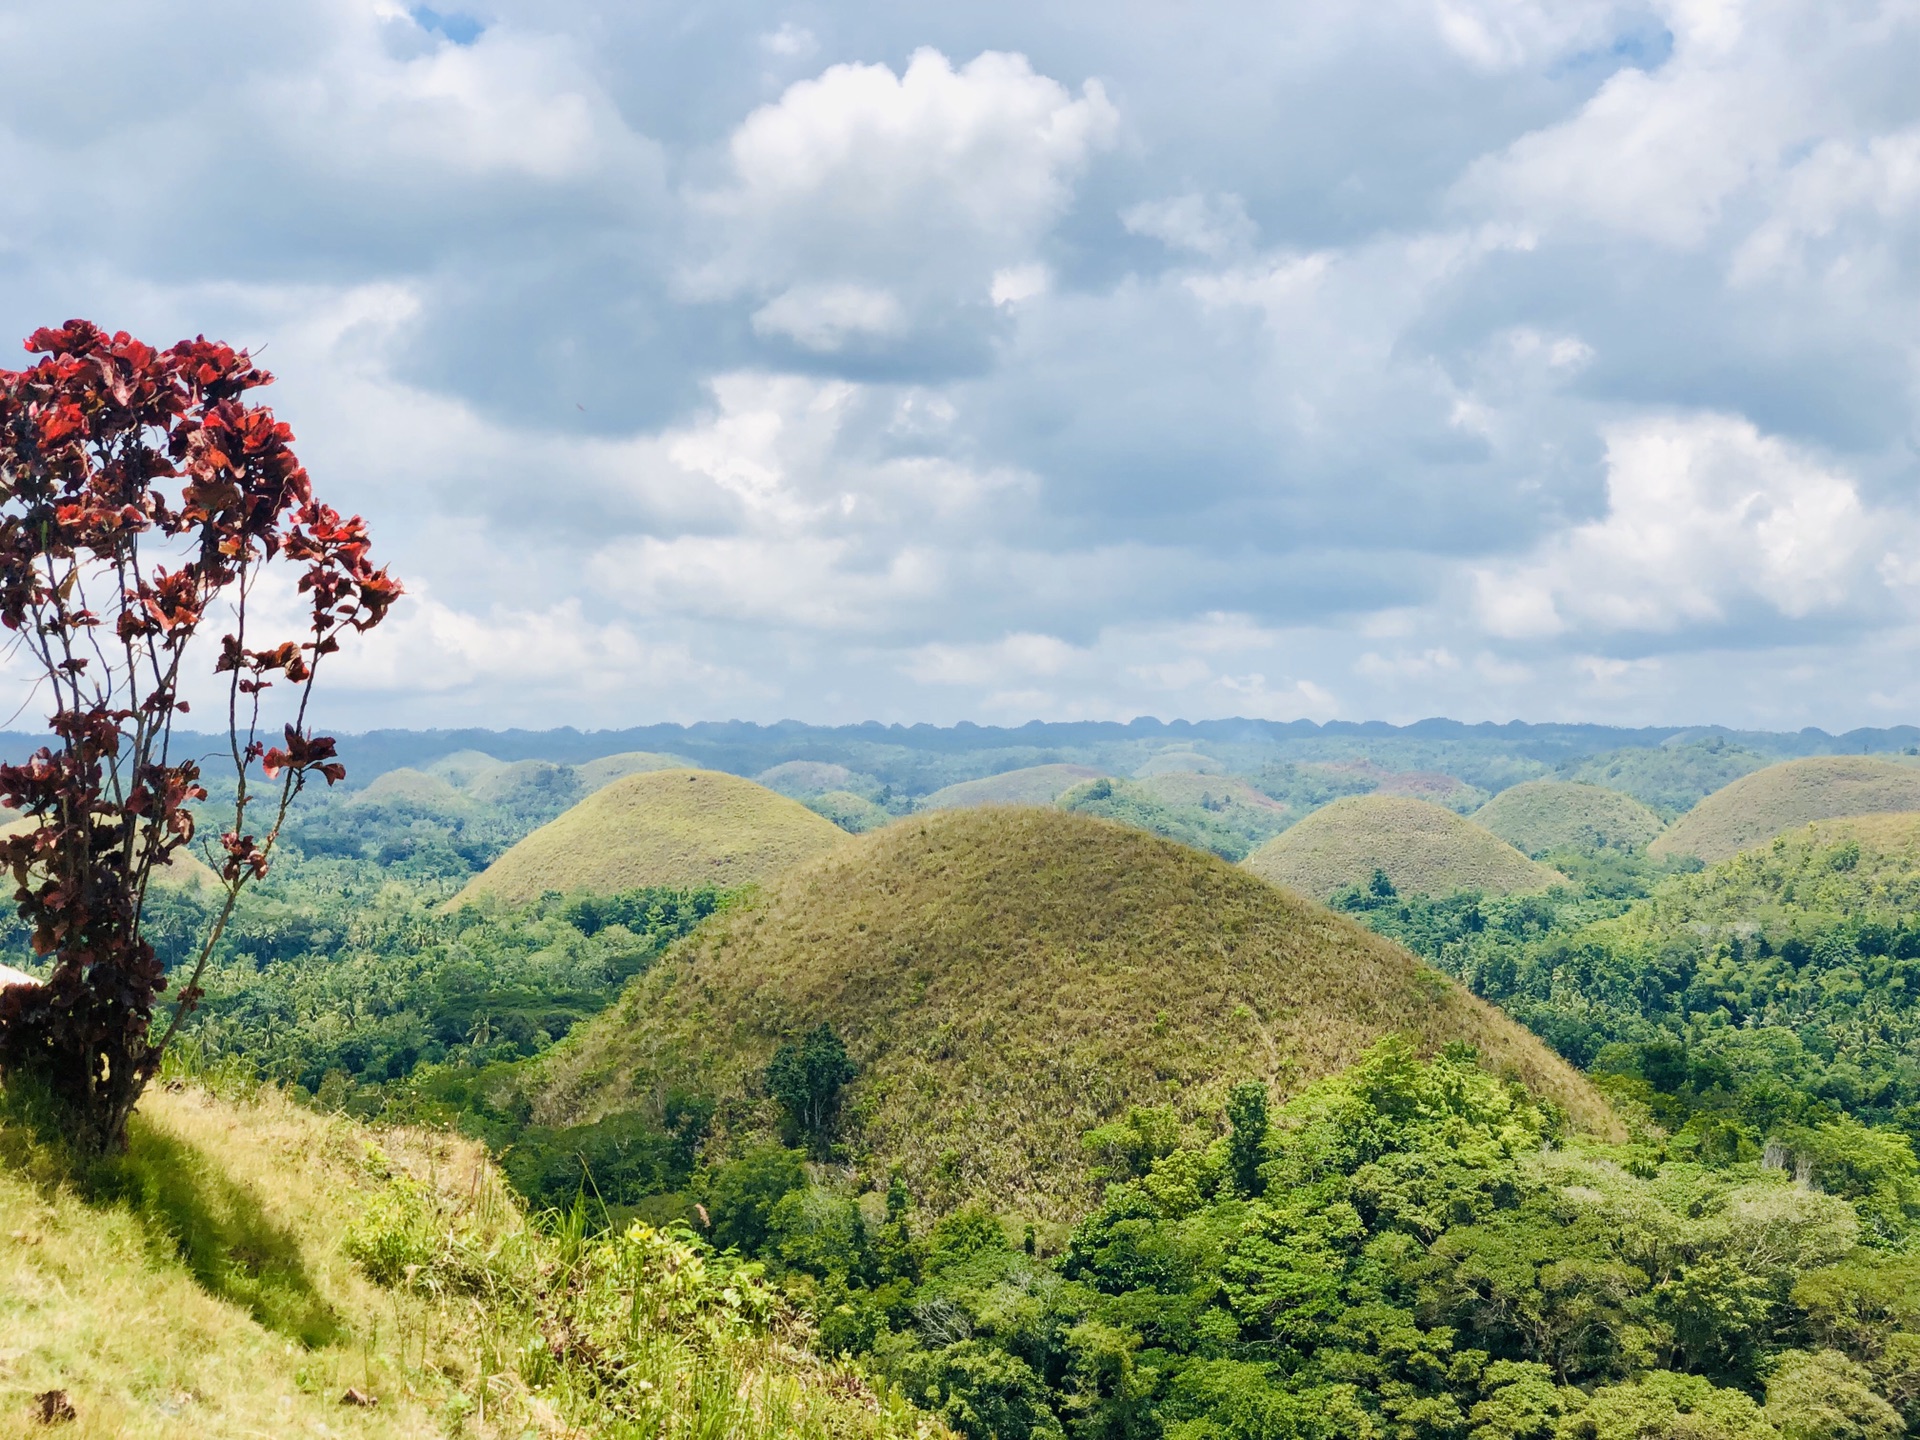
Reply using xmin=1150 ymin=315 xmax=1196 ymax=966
xmin=529 ymin=807 xmax=1615 ymax=1218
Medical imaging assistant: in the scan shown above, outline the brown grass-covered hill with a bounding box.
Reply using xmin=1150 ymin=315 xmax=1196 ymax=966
xmin=0 ymin=814 xmax=218 ymax=892
xmin=451 ymin=769 xmax=846 ymax=908
xmin=574 ymin=751 xmax=694 ymax=792
xmin=918 ymin=763 xmax=1107 ymax=810
xmin=529 ymin=807 xmax=1616 ymax=1219
xmin=1472 ymin=781 xmax=1667 ymax=857
xmin=1243 ymin=795 xmax=1563 ymax=899
xmin=1649 ymin=756 xmax=1920 ymax=864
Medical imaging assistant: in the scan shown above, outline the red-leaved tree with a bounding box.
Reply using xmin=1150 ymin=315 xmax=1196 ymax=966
xmin=0 ymin=320 xmax=400 ymax=1152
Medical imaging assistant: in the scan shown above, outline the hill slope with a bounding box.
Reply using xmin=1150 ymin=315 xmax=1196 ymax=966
xmin=0 ymin=1079 xmax=924 ymax=1439
xmin=1650 ymin=755 xmax=1920 ymax=862
xmin=1244 ymin=794 xmax=1563 ymax=898
xmin=917 ymin=763 xmax=1104 ymax=809
xmin=1472 ymin=780 xmax=1666 ymax=856
xmin=531 ymin=807 xmax=1615 ymax=1218
xmin=452 ymin=769 xmax=845 ymax=907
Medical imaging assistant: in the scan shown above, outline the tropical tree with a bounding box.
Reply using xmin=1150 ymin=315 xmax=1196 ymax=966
xmin=0 ymin=320 xmax=399 ymax=1151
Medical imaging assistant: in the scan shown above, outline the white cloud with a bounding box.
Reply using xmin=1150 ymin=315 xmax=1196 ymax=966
xmin=1121 ymin=192 xmax=1257 ymax=259
xmin=759 ymin=23 xmax=818 ymax=59
xmin=1472 ymin=413 xmax=1875 ymax=639
xmin=688 ymin=46 xmax=1118 ymax=325
xmin=751 ymin=282 xmax=907 ymax=350
xmin=989 ymin=263 xmax=1050 ymax=306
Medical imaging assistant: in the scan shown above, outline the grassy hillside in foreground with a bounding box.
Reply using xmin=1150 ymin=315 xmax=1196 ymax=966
xmin=916 ymin=763 xmax=1104 ymax=809
xmin=1472 ymin=779 xmax=1667 ymax=856
xmin=1651 ymin=755 xmax=1920 ymax=863
xmin=0 ymin=1077 xmax=926 ymax=1440
xmin=452 ymin=769 xmax=846 ymax=907
xmin=529 ymin=807 xmax=1617 ymax=1219
xmin=1243 ymin=794 xmax=1563 ymax=899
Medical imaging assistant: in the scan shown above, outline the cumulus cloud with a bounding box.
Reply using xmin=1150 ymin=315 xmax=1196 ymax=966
xmin=1472 ymin=414 xmax=1878 ymax=639
xmin=685 ymin=46 xmax=1118 ymax=350
xmin=4 ymin=0 xmax=1919 ymax=729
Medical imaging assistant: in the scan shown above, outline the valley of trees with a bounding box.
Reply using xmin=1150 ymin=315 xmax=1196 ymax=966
xmin=9 ymin=709 xmax=1920 ymax=1436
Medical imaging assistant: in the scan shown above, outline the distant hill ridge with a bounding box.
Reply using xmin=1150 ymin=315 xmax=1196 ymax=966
xmin=12 ymin=718 xmax=1912 ymax=786
xmin=529 ymin=806 xmax=1616 ymax=1218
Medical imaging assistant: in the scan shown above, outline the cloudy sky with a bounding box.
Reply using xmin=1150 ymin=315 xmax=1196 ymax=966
xmin=4 ymin=0 xmax=1919 ymax=731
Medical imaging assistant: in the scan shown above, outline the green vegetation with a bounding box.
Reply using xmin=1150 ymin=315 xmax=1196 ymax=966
xmin=1564 ymin=738 xmax=1772 ymax=819
xmin=1252 ymin=760 xmax=1488 ymax=815
xmin=1056 ymin=777 xmax=1270 ymax=860
xmin=453 ymin=767 xmax=847 ymax=906
xmin=1245 ymin=795 xmax=1564 ymax=899
xmin=919 ymin=764 xmax=1107 ymax=810
xmin=1337 ymin=814 xmax=1920 ymax=1220
xmin=574 ymin=748 xmax=694 ymax=790
xmin=806 ymin=789 xmax=898 ymax=833
xmin=15 ymin=718 xmax=1920 ymax=1438
xmin=680 ymin=1043 xmax=1920 ymax=1440
xmin=529 ymin=807 xmax=1614 ymax=1220
xmin=1473 ymin=780 xmax=1667 ymax=857
xmin=1651 ymin=756 xmax=1920 ymax=862
xmin=180 ymin=882 xmax=728 ymax=1097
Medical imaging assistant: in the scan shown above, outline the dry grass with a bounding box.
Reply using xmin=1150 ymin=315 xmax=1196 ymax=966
xmin=452 ymin=769 xmax=847 ymax=908
xmin=1649 ymin=756 xmax=1920 ymax=863
xmin=0 ymin=1077 xmax=935 ymax=1440
xmin=1471 ymin=781 xmax=1666 ymax=857
xmin=1243 ymin=794 xmax=1562 ymax=899
xmin=917 ymin=764 xmax=1105 ymax=810
xmin=0 ymin=1083 xmax=510 ymax=1439
xmin=531 ymin=807 xmax=1616 ymax=1222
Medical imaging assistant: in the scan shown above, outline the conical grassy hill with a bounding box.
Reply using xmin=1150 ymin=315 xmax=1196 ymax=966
xmin=529 ymin=807 xmax=1616 ymax=1219
xmin=1472 ymin=780 xmax=1666 ymax=857
xmin=1650 ymin=755 xmax=1920 ymax=863
xmin=1243 ymin=794 xmax=1563 ymax=898
xmin=451 ymin=769 xmax=845 ymax=907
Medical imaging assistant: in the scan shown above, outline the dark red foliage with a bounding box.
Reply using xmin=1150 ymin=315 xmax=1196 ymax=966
xmin=0 ymin=320 xmax=400 ymax=1151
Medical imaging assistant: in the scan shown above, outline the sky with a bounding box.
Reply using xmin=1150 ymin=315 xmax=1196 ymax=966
xmin=3 ymin=0 xmax=1919 ymax=733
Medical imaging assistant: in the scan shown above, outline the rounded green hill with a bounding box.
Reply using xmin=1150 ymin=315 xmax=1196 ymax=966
xmin=530 ymin=807 xmax=1615 ymax=1218
xmin=451 ymin=769 xmax=846 ymax=907
xmin=1243 ymin=794 xmax=1563 ymax=898
xmin=1649 ymin=756 xmax=1920 ymax=863
xmin=918 ymin=763 xmax=1105 ymax=809
xmin=574 ymin=751 xmax=694 ymax=792
xmin=1472 ymin=781 xmax=1666 ymax=857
